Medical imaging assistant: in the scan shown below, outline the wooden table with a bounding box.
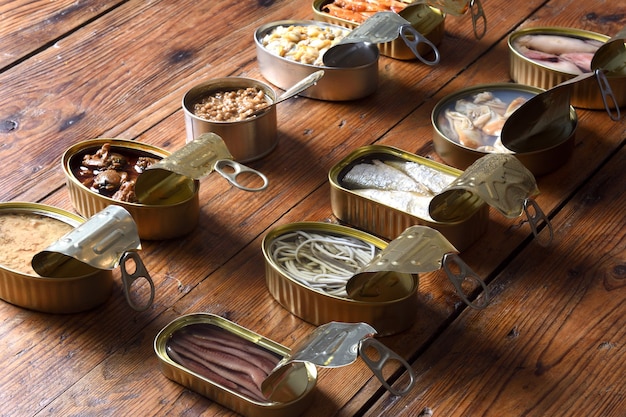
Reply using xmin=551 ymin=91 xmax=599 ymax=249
xmin=0 ymin=0 xmax=624 ymax=415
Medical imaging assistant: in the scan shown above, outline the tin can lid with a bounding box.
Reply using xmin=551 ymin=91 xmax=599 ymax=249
xmin=345 ymin=225 xmax=489 ymax=309
xmin=429 ymin=153 xmax=539 ymax=221
xmin=135 ymin=133 xmax=268 ymax=204
xmin=32 ymin=205 xmax=141 ymax=275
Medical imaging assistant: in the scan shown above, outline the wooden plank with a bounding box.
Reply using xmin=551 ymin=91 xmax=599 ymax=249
xmin=360 ymin=148 xmax=626 ymax=416
xmin=0 ymin=0 xmax=124 ymax=70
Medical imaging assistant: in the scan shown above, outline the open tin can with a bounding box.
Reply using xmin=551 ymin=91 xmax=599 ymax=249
xmin=254 ymin=20 xmax=378 ymax=101
xmin=62 ymin=138 xmax=200 ymax=240
xmin=508 ymin=26 xmax=626 ymax=110
xmin=431 ymin=83 xmax=577 ymax=176
xmin=182 ymin=77 xmax=278 ymax=163
xmin=154 ymin=313 xmax=317 ymax=417
xmin=329 ymin=145 xmax=489 ymax=251
xmin=262 ymin=222 xmax=418 ymax=336
xmin=312 ymin=1 xmax=445 ymax=60
xmin=0 ymin=202 xmax=113 ymax=313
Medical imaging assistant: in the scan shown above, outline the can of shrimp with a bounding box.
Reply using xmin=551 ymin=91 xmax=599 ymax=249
xmin=262 ymin=221 xmax=419 ymax=336
xmin=328 ymin=145 xmax=489 ymax=251
xmin=312 ymin=0 xmax=445 ymax=60
xmin=508 ymin=26 xmax=626 ymax=109
xmin=154 ymin=313 xmax=317 ymax=417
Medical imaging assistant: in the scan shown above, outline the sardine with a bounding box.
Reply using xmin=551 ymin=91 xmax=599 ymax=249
xmin=341 ymin=160 xmax=431 ymax=194
xmin=384 ymin=160 xmax=455 ymax=194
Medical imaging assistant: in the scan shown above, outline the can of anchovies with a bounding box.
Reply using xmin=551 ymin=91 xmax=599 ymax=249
xmin=154 ymin=313 xmax=317 ymax=417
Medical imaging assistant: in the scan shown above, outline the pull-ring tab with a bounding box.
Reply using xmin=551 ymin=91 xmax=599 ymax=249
xmin=469 ymin=0 xmax=487 ymax=40
xmin=595 ymin=69 xmax=621 ymax=121
xmin=442 ymin=253 xmax=489 ymax=309
xmin=523 ymin=198 xmax=553 ymax=247
xmin=359 ymin=338 xmax=416 ymax=396
xmin=399 ymin=24 xmax=440 ymax=65
xmin=214 ymin=159 xmax=269 ymax=192
xmin=120 ymin=251 xmax=155 ymax=312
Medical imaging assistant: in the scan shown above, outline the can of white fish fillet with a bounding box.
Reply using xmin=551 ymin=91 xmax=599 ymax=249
xmin=508 ymin=26 xmax=625 ymax=109
xmin=328 ymin=145 xmax=489 ymax=251
xmin=262 ymin=221 xmax=419 ymax=336
xmin=154 ymin=313 xmax=317 ymax=417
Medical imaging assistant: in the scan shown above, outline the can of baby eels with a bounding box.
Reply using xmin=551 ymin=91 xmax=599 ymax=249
xmin=508 ymin=27 xmax=626 ymax=109
xmin=328 ymin=145 xmax=489 ymax=251
xmin=154 ymin=313 xmax=317 ymax=417
xmin=0 ymin=202 xmax=113 ymax=313
xmin=262 ymin=221 xmax=419 ymax=336
xmin=312 ymin=0 xmax=446 ymax=60
xmin=62 ymin=138 xmax=200 ymax=240
xmin=431 ymin=83 xmax=577 ymax=176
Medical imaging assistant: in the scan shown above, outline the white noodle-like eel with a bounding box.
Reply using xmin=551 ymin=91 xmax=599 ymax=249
xmin=271 ymin=231 xmax=377 ymax=297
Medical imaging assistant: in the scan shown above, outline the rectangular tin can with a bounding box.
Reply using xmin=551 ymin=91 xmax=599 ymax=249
xmin=329 ymin=145 xmax=489 ymax=251
xmin=312 ymin=0 xmax=445 ymax=60
xmin=154 ymin=313 xmax=317 ymax=417
xmin=262 ymin=221 xmax=419 ymax=336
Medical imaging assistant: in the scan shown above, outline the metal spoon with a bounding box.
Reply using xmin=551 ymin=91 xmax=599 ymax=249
xmin=248 ymin=70 xmax=324 ymax=117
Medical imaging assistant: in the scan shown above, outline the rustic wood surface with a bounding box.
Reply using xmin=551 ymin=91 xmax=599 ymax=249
xmin=0 ymin=0 xmax=624 ymax=416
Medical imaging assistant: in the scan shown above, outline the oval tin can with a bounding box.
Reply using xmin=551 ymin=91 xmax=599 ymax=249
xmin=262 ymin=221 xmax=419 ymax=336
xmin=62 ymin=138 xmax=200 ymax=240
xmin=0 ymin=202 xmax=113 ymax=313
xmin=508 ymin=26 xmax=626 ymax=109
xmin=312 ymin=0 xmax=445 ymax=60
xmin=154 ymin=313 xmax=317 ymax=417
xmin=329 ymin=145 xmax=489 ymax=251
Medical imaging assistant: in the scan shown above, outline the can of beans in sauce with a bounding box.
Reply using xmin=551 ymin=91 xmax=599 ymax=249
xmin=182 ymin=77 xmax=278 ymax=163
xmin=0 ymin=202 xmax=113 ymax=313
xmin=154 ymin=313 xmax=317 ymax=417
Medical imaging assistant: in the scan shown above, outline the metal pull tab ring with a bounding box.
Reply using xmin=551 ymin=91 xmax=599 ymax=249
xmin=442 ymin=253 xmax=489 ymax=309
xmin=523 ymin=198 xmax=554 ymax=247
xmin=595 ymin=69 xmax=621 ymax=121
xmin=469 ymin=0 xmax=487 ymax=40
xmin=120 ymin=251 xmax=155 ymax=312
xmin=214 ymin=159 xmax=269 ymax=192
xmin=359 ymin=338 xmax=416 ymax=396
xmin=399 ymin=24 xmax=440 ymax=66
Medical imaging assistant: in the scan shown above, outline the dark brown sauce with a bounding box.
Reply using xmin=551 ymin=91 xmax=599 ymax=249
xmin=70 ymin=143 xmax=161 ymax=203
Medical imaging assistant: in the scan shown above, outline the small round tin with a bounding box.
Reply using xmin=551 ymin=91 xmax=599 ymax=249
xmin=262 ymin=222 xmax=418 ymax=336
xmin=254 ymin=20 xmax=378 ymax=101
xmin=312 ymin=1 xmax=445 ymax=60
xmin=154 ymin=313 xmax=317 ymax=417
xmin=182 ymin=77 xmax=278 ymax=163
xmin=0 ymin=202 xmax=113 ymax=314
xmin=431 ymin=83 xmax=577 ymax=176
xmin=62 ymin=138 xmax=200 ymax=240
xmin=508 ymin=26 xmax=626 ymax=109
